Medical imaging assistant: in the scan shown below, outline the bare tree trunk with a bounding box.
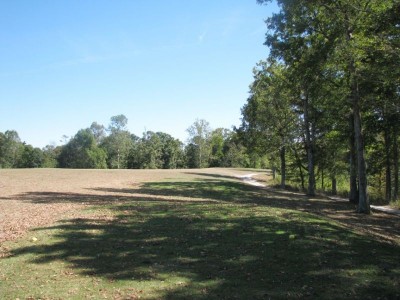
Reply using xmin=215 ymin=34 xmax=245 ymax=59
xmin=384 ymin=124 xmax=392 ymax=202
xmin=303 ymin=91 xmax=316 ymax=196
xmin=294 ymin=146 xmax=306 ymax=191
xmin=349 ymin=114 xmax=359 ymax=204
xmin=331 ymin=176 xmax=337 ymax=195
xmin=321 ymin=168 xmax=325 ymax=191
xmin=345 ymin=21 xmax=369 ymax=213
xmin=393 ymin=124 xmax=399 ymax=200
xmin=280 ymin=144 xmax=286 ymax=189
xmin=199 ymin=143 xmax=202 ymax=168
xmin=352 ymin=77 xmax=369 ymax=213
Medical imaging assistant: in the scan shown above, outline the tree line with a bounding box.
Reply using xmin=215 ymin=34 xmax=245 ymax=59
xmin=0 ymin=115 xmax=266 ymax=170
xmin=239 ymin=0 xmax=399 ymax=213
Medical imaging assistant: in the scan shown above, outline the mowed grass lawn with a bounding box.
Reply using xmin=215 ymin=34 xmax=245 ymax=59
xmin=0 ymin=168 xmax=399 ymax=299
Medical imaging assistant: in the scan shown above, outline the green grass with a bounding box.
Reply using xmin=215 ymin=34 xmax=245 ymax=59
xmin=388 ymin=197 xmax=400 ymax=210
xmin=1 ymin=173 xmax=399 ymax=299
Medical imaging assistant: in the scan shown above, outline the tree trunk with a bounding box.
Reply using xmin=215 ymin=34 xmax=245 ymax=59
xmin=280 ymin=144 xmax=286 ymax=189
xmin=393 ymin=124 xmax=399 ymax=201
xmin=303 ymin=91 xmax=316 ymax=196
xmin=331 ymin=176 xmax=337 ymax=195
xmin=345 ymin=20 xmax=369 ymax=213
xmin=384 ymin=123 xmax=392 ymax=202
xmin=349 ymin=114 xmax=359 ymax=204
xmin=199 ymin=143 xmax=202 ymax=168
xmin=294 ymin=146 xmax=306 ymax=191
xmin=352 ymin=77 xmax=369 ymax=213
xmin=321 ymin=167 xmax=325 ymax=190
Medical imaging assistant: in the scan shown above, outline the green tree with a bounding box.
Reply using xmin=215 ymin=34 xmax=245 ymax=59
xmin=89 ymin=122 xmax=106 ymax=144
xmin=256 ymin=0 xmax=398 ymax=212
xmin=130 ymin=131 xmax=163 ymax=169
xmin=0 ymin=130 xmax=24 ymax=168
xmin=42 ymin=145 xmax=59 ymax=168
xmin=158 ymin=132 xmax=185 ymax=169
xmin=17 ymin=144 xmax=44 ymax=168
xmin=101 ymin=115 xmax=134 ymax=169
xmin=109 ymin=114 xmax=128 ymax=133
xmin=186 ymin=119 xmax=211 ymax=168
xmin=240 ymin=61 xmax=297 ymax=188
xmin=185 ymin=143 xmax=199 ymax=169
xmin=209 ymin=128 xmax=230 ymax=167
xmin=222 ymin=131 xmax=250 ymax=168
xmin=58 ymin=129 xmax=107 ymax=169
xmin=128 ymin=131 xmax=184 ymax=169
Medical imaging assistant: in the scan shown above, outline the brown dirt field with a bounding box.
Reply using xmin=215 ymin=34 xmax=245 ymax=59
xmin=1 ymin=168 xmax=399 ymax=247
xmin=0 ymin=168 xmax=252 ymax=243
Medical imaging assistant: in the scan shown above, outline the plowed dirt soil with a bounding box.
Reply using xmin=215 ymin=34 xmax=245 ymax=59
xmin=0 ymin=168 xmax=258 ymax=243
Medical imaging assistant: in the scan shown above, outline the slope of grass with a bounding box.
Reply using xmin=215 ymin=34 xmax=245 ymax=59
xmin=0 ymin=169 xmax=399 ymax=299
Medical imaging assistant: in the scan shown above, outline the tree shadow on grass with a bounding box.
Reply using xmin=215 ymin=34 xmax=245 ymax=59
xmin=6 ymin=178 xmax=400 ymax=299
xmin=10 ymin=198 xmax=400 ymax=299
xmin=8 ymin=178 xmax=400 ymax=244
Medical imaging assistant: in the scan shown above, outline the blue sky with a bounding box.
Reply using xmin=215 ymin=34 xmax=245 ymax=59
xmin=0 ymin=0 xmax=277 ymax=147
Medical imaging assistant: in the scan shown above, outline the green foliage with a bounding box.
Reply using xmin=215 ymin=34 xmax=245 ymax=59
xmin=87 ymin=147 xmax=108 ymax=169
xmin=158 ymin=132 xmax=185 ymax=169
xmin=0 ymin=117 xmax=252 ymax=170
xmin=101 ymin=131 xmax=133 ymax=169
xmin=249 ymin=0 xmax=400 ymax=205
xmin=58 ymin=129 xmax=107 ymax=169
xmin=186 ymin=119 xmax=212 ymax=168
xmin=108 ymin=114 xmax=128 ymax=133
xmin=89 ymin=122 xmax=106 ymax=144
xmin=0 ymin=131 xmax=56 ymax=169
xmin=17 ymin=145 xmax=44 ymax=168
xmin=184 ymin=143 xmax=199 ymax=169
xmin=41 ymin=145 xmax=60 ymax=168
xmin=208 ymin=128 xmax=226 ymax=167
xmin=128 ymin=131 xmax=184 ymax=169
xmin=0 ymin=130 xmax=24 ymax=168
xmin=222 ymin=137 xmax=251 ymax=168
xmin=100 ymin=115 xmax=135 ymax=169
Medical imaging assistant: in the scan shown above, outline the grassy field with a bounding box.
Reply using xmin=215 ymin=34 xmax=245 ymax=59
xmin=0 ymin=168 xmax=399 ymax=299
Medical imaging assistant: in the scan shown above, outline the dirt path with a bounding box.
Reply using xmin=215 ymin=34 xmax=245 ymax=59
xmin=238 ymin=173 xmax=400 ymax=216
xmin=236 ymin=173 xmax=400 ymax=244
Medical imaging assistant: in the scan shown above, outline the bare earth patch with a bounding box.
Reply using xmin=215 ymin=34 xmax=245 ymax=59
xmin=0 ymin=169 xmax=159 ymax=243
xmin=0 ymin=168 xmax=250 ymax=244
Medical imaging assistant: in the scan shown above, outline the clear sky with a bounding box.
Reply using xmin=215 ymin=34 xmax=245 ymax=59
xmin=0 ymin=0 xmax=277 ymax=148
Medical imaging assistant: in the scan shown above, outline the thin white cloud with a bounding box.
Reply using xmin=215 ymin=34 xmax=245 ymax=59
xmin=219 ymin=9 xmax=243 ymax=38
xmin=195 ymin=9 xmax=244 ymax=45
xmin=250 ymin=25 xmax=267 ymax=36
xmin=0 ymin=51 xmax=140 ymax=78
xmin=0 ymin=31 xmax=142 ymax=78
xmin=48 ymin=51 xmax=140 ymax=69
xmin=197 ymin=30 xmax=207 ymax=44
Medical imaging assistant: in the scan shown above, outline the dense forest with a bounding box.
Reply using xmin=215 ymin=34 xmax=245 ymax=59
xmin=239 ymin=0 xmax=400 ymax=213
xmin=0 ymin=115 xmax=265 ymax=171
